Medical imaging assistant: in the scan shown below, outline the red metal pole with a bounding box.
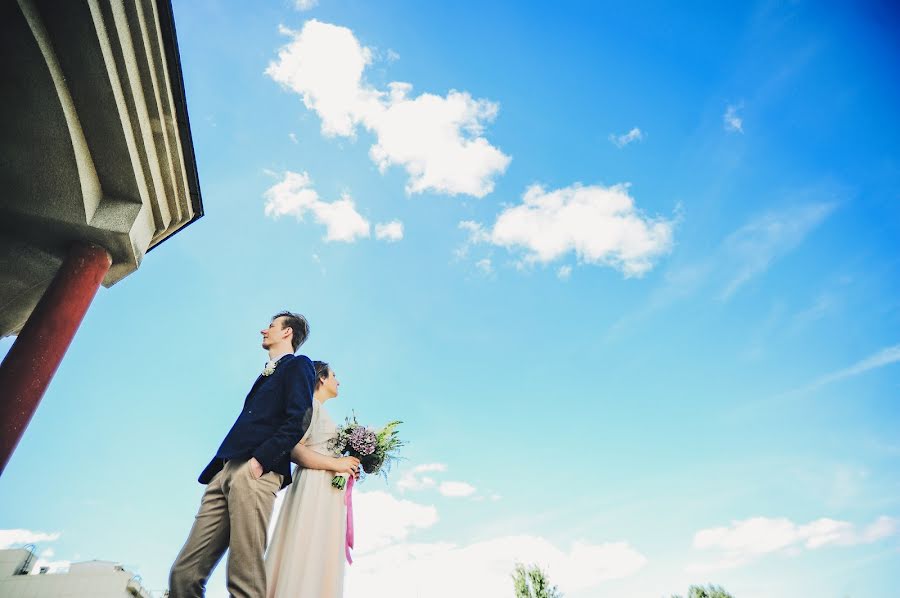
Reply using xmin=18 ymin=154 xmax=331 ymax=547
xmin=0 ymin=242 xmax=112 ymax=476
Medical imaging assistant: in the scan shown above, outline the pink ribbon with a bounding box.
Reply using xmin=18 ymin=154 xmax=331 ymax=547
xmin=345 ymin=474 xmax=355 ymax=564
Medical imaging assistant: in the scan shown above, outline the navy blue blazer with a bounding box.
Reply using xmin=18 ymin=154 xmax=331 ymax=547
xmin=199 ymin=353 xmax=315 ymax=489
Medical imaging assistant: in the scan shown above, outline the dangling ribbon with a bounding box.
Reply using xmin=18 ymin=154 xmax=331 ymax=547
xmin=345 ymin=474 xmax=355 ymax=564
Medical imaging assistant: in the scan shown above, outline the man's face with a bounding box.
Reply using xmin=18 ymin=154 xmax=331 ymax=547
xmin=261 ymin=317 xmax=290 ymax=350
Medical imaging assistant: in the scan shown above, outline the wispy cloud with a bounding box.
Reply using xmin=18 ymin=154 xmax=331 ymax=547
xmin=461 ymin=183 xmax=676 ymax=278
xmin=294 ymin=0 xmax=318 ymax=11
xmin=608 ymin=260 xmax=712 ymax=338
xmin=609 ymin=127 xmax=644 ymax=148
xmin=311 ymin=253 xmax=326 ymax=275
xmin=0 ymin=528 xmax=61 ymax=549
xmin=723 ymin=103 xmax=744 ymax=133
xmin=264 ymin=171 xmax=371 ymax=242
xmin=804 ymin=344 xmax=900 ymax=393
xmin=267 ymin=20 xmax=510 ymax=198
xmin=610 ymin=200 xmax=836 ymax=336
xmin=791 ymin=292 xmax=838 ymax=330
xmin=719 ymin=202 xmax=836 ymax=299
xmin=687 ymin=515 xmax=898 ymax=573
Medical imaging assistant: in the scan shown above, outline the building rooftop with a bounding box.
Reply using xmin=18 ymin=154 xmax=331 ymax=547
xmin=0 ymin=548 xmax=154 ymax=597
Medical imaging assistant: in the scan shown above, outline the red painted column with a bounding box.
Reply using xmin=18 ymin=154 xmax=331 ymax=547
xmin=0 ymin=242 xmax=112 ymax=475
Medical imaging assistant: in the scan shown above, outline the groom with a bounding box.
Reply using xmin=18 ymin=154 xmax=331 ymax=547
xmin=169 ymin=311 xmax=316 ymax=598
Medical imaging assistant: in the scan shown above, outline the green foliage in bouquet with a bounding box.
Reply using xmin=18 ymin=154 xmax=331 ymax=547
xmin=367 ymin=420 xmax=404 ymax=475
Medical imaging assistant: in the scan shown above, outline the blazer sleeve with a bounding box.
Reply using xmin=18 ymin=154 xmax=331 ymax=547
xmin=252 ymin=355 xmax=315 ymax=472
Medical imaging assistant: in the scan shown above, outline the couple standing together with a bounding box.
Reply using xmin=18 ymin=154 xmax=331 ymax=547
xmin=169 ymin=311 xmax=358 ymax=598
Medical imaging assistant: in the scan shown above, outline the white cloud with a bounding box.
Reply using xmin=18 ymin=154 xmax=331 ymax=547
xmin=366 ymin=84 xmax=510 ymax=197
xmin=557 ymin=265 xmax=572 ymax=280
xmin=719 ymin=202 xmax=836 ymax=299
xmin=397 ymin=473 xmax=437 ymax=492
xmin=313 ymin=196 xmax=371 ymax=242
xmin=354 ymin=491 xmax=439 ymax=553
xmin=288 ymin=132 xmax=298 ymax=144
xmin=264 ymin=171 xmax=371 ymax=242
xmin=294 ymin=0 xmax=319 ymax=11
xmin=266 ymin=22 xmax=377 ymax=138
xmin=724 ymin=103 xmax=744 ymax=133
xmin=688 ymin=515 xmax=899 ymax=573
xmin=439 ymin=481 xmax=477 ymax=498
xmin=475 ymin=258 xmax=493 ymax=275
xmin=396 ymin=463 xmax=446 ymax=492
xmin=263 ymin=487 xmax=645 ymax=598
xmin=346 ymin=535 xmax=647 ymax=598
xmin=31 ymin=558 xmax=72 ymax=575
xmin=462 ymin=183 xmax=675 ymax=277
xmin=609 ymin=127 xmax=644 ymax=148
xmin=266 ymin=21 xmax=510 ymax=197
xmin=375 ymin=220 xmax=403 ymax=242
xmin=0 ymin=529 xmax=61 ymax=549
xmin=396 ymin=463 xmax=479 ymax=499
xmin=268 ymin=489 xmax=438 ymax=558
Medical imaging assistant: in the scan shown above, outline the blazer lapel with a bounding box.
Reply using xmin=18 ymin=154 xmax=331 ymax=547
xmin=243 ymin=355 xmax=293 ymax=406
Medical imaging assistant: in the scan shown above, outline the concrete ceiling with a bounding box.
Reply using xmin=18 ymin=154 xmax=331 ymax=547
xmin=0 ymin=0 xmax=202 ymax=337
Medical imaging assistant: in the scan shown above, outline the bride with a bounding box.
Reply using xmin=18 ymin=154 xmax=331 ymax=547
xmin=265 ymin=360 xmax=359 ymax=598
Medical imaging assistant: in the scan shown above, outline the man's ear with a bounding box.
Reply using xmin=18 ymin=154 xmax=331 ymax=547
xmin=282 ymin=326 xmax=293 ymax=341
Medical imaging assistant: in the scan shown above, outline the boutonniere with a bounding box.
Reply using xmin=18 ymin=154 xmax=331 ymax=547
xmin=262 ymin=360 xmax=278 ymax=377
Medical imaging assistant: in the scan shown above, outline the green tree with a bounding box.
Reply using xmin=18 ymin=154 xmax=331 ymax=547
xmin=671 ymin=584 xmax=735 ymax=598
xmin=512 ymin=563 xmax=562 ymax=598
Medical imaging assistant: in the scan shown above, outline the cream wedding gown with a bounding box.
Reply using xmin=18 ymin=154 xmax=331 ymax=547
xmin=266 ymin=399 xmax=347 ymax=598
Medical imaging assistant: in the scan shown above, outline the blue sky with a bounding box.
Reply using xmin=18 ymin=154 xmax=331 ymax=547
xmin=2 ymin=1 xmax=899 ymax=596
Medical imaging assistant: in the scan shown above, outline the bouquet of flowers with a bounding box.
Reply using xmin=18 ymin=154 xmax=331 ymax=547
xmin=329 ymin=415 xmax=405 ymax=490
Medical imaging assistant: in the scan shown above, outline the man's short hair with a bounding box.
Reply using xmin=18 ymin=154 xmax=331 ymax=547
xmin=272 ymin=311 xmax=310 ymax=352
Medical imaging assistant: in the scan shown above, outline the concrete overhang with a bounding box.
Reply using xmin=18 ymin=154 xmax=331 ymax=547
xmin=1 ymin=0 xmax=203 ymax=337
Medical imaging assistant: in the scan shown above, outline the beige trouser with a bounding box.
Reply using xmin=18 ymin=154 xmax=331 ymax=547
xmin=169 ymin=459 xmax=283 ymax=598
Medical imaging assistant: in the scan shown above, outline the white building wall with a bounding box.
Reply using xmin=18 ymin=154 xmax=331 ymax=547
xmin=0 ymin=551 xmax=151 ymax=598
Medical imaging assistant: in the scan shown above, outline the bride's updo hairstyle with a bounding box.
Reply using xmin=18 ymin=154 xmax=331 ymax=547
xmin=313 ymin=360 xmax=331 ymax=391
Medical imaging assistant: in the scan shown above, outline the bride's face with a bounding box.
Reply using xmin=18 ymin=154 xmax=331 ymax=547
xmin=320 ymin=368 xmax=340 ymax=398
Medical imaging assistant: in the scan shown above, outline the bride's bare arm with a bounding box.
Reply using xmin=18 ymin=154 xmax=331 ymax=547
xmin=291 ymin=442 xmax=359 ymax=476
